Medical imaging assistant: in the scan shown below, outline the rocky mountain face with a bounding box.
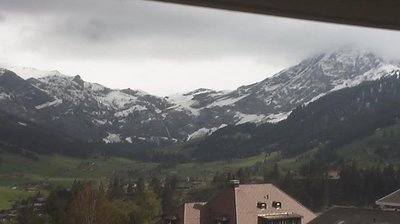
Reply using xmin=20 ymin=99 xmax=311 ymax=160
xmin=191 ymin=71 xmax=400 ymax=161
xmin=0 ymin=48 xmax=398 ymax=146
xmin=27 ymin=74 xmax=193 ymax=144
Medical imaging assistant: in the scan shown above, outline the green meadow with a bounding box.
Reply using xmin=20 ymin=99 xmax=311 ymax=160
xmin=0 ymin=152 xmax=272 ymax=209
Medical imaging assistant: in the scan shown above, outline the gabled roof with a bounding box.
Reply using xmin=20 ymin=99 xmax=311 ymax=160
xmin=164 ymin=184 xmax=316 ymax=224
xmin=309 ymin=206 xmax=400 ymax=224
xmin=376 ymin=189 xmax=400 ymax=207
xmin=234 ymin=184 xmax=316 ymax=223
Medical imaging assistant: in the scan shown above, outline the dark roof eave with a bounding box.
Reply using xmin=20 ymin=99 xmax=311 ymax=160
xmin=376 ymin=189 xmax=400 ymax=205
xmin=150 ymin=0 xmax=400 ymax=31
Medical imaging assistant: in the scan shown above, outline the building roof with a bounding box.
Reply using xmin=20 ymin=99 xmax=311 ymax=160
xmin=206 ymin=186 xmax=237 ymax=224
xmin=183 ymin=202 xmax=207 ymax=224
xmin=234 ymin=184 xmax=316 ymax=224
xmin=376 ymin=189 xmax=400 ymax=207
xmin=152 ymin=0 xmax=400 ymax=31
xmin=259 ymin=213 xmax=303 ymax=220
xmin=164 ymin=184 xmax=316 ymax=224
xmin=165 ymin=202 xmax=207 ymax=224
xmin=309 ymin=206 xmax=400 ymax=224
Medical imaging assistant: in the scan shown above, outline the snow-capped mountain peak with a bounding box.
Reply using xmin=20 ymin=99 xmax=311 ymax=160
xmin=0 ymin=64 xmax=63 ymax=79
xmin=1 ymin=47 xmax=398 ymax=143
xmin=224 ymin=48 xmax=399 ymax=116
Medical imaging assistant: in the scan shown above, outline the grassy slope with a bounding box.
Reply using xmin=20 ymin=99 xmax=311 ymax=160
xmin=336 ymin=125 xmax=400 ymax=167
xmin=3 ymin=124 xmax=399 ymax=210
xmin=170 ymin=152 xmax=277 ymax=180
xmin=278 ymin=148 xmax=319 ymax=172
xmin=0 ymin=154 xmax=158 ymax=209
xmin=0 ymin=154 xmax=157 ymax=187
xmin=275 ymin=125 xmax=400 ymax=173
xmin=0 ymin=152 xmax=272 ymax=209
xmin=0 ymin=187 xmax=35 ymax=210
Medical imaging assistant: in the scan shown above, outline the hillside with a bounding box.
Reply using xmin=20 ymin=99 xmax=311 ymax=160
xmin=3 ymin=71 xmax=400 ymax=212
xmin=0 ymin=151 xmax=271 ymax=210
xmin=190 ymin=72 xmax=400 ymax=161
xmin=0 ymin=110 xmax=98 ymax=157
xmin=1 ymin=48 xmax=398 ymax=150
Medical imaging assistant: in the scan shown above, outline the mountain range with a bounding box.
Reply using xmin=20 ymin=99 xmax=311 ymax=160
xmin=0 ymin=48 xmax=399 ymax=150
xmin=191 ymin=71 xmax=400 ymax=161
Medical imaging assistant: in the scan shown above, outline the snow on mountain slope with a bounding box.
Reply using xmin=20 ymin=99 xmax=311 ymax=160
xmin=1 ymin=47 xmax=399 ymax=143
xmin=163 ymin=48 xmax=400 ymax=139
xmin=25 ymin=74 xmax=184 ymax=143
xmin=30 ymin=74 xmax=157 ymax=114
xmin=0 ymin=68 xmax=6 ymax=76
xmin=187 ymin=124 xmax=227 ymax=141
xmin=35 ymin=99 xmax=63 ymax=110
xmin=0 ymin=93 xmax=10 ymax=100
xmin=0 ymin=69 xmax=55 ymax=117
xmin=103 ymin=132 xmax=122 ymax=144
xmin=211 ymin=48 xmax=398 ymax=120
xmin=0 ymin=64 xmax=62 ymax=79
xmin=167 ymin=93 xmax=201 ymax=116
xmin=167 ymin=88 xmax=228 ymax=116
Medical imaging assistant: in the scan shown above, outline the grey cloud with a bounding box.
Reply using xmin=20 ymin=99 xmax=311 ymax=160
xmin=2 ymin=0 xmax=400 ymax=65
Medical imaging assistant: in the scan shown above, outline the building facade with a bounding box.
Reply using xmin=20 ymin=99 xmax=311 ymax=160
xmin=162 ymin=183 xmax=316 ymax=224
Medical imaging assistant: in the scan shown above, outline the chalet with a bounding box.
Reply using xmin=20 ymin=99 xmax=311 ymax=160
xmin=162 ymin=182 xmax=316 ymax=224
xmin=26 ymin=183 xmax=39 ymax=193
xmin=376 ymin=188 xmax=400 ymax=211
xmin=33 ymin=197 xmax=47 ymax=215
xmin=309 ymin=206 xmax=400 ymax=224
xmin=0 ymin=209 xmax=17 ymax=223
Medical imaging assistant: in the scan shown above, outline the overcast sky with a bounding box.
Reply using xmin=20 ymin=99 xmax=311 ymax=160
xmin=1 ymin=0 xmax=400 ymax=96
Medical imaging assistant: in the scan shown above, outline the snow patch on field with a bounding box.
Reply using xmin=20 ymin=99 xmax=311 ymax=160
xmin=187 ymin=124 xmax=227 ymax=141
xmin=114 ymin=105 xmax=147 ymax=117
xmin=35 ymin=99 xmax=62 ymax=110
xmin=1 ymin=65 xmax=63 ymax=79
xmin=264 ymin=84 xmax=281 ymax=92
xmin=125 ymin=137 xmax=133 ymax=143
xmin=307 ymin=64 xmax=400 ymax=105
xmin=265 ymin=112 xmax=292 ymax=123
xmin=103 ymin=133 xmax=121 ymax=144
xmin=208 ymin=94 xmax=249 ymax=108
xmin=308 ymin=93 xmax=326 ymax=104
xmin=235 ymin=112 xmax=266 ymax=125
xmin=0 ymin=93 xmax=11 ymax=100
xmin=93 ymin=119 xmax=108 ymax=126
xmin=84 ymin=82 xmax=107 ymax=92
xmin=167 ymin=94 xmax=200 ymax=116
xmin=187 ymin=128 xmax=210 ymax=140
xmin=96 ymin=91 xmax=137 ymax=109
xmin=330 ymin=64 xmax=399 ymax=92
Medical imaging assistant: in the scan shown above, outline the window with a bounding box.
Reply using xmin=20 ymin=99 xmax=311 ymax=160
xmin=257 ymin=202 xmax=267 ymax=209
xmin=216 ymin=216 xmax=229 ymax=224
xmin=272 ymin=201 xmax=282 ymax=209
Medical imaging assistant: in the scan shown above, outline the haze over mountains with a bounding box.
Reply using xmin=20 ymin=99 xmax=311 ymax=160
xmin=0 ymin=48 xmax=399 ymax=148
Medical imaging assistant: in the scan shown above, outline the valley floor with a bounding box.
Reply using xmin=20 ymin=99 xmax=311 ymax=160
xmin=0 ymin=152 xmax=271 ymax=209
xmin=2 ymin=125 xmax=400 ymax=210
